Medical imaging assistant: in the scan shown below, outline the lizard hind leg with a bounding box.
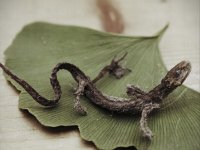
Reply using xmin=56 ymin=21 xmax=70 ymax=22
xmin=140 ymin=103 xmax=160 ymax=140
xmin=73 ymin=78 xmax=88 ymax=115
xmin=92 ymin=52 xmax=131 ymax=83
xmin=109 ymin=52 xmax=131 ymax=79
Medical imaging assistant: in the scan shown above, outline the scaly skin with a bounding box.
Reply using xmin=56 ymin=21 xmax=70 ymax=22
xmin=0 ymin=54 xmax=191 ymax=140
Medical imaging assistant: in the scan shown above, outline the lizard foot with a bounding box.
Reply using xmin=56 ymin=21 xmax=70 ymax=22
xmin=74 ymin=102 xmax=87 ymax=116
xmin=142 ymin=128 xmax=153 ymax=140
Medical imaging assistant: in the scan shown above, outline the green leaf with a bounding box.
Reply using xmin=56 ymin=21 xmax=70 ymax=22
xmin=4 ymin=22 xmax=200 ymax=150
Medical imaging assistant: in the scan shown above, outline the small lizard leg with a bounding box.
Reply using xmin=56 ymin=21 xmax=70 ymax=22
xmin=73 ymin=78 xmax=88 ymax=115
xmin=126 ymin=84 xmax=146 ymax=97
xmin=140 ymin=103 xmax=160 ymax=140
xmin=92 ymin=65 xmax=111 ymax=83
xmin=92 ymin=52 xmax=131 ymax=83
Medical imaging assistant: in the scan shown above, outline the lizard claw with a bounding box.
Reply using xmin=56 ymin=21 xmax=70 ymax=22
xmin=109 ymin=52 xmax=131 ymax=79
xmin=74 ymin=102 xmax=87 ymax=116
xmin=142 ymin=129 xmax=153 ymax=140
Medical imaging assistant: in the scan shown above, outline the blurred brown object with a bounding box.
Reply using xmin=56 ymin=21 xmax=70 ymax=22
xmin=97 ymin=0 xmax=124 ymax=33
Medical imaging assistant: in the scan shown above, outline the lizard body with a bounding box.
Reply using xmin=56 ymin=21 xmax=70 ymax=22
xmin=0 ymin=54 xmax=191 ymax=139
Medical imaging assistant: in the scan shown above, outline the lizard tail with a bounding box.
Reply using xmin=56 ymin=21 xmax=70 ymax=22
xmin=0 ymin=62 xmax=88 ymax=106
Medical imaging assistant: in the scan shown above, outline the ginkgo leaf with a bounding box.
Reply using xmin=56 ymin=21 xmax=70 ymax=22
xmin=3 ymin=22 xmax=200 ymax=150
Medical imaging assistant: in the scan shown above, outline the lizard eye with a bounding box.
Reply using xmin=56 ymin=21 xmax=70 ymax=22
xmin=175 ymin=69 xmax=181 ymax=77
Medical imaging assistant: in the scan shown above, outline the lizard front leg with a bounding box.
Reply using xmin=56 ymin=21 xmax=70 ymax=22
xmin=140 ymin=103 xmax=160 ymax=140
xmin=126 ymin=84 xmax=146 ymax=97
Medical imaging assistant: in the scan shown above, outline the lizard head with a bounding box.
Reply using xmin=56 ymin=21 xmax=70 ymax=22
xmin=161 ymin=61 xmax=191 ymax=89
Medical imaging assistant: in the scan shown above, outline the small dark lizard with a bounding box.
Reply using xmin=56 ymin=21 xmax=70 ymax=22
xmin=0 ymin=54 xmax=191 ymax=140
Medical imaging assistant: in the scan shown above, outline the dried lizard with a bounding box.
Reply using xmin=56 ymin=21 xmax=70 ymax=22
xmin=0 ymin=54 xmax=191 ymax=140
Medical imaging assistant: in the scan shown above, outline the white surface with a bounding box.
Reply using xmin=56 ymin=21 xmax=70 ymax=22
xmin=0 ymin=0 xmax=199 ymax=149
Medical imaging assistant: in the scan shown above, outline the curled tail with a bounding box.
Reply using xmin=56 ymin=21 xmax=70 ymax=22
xmin=0 ymin=62 xmax=88 ymax=106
